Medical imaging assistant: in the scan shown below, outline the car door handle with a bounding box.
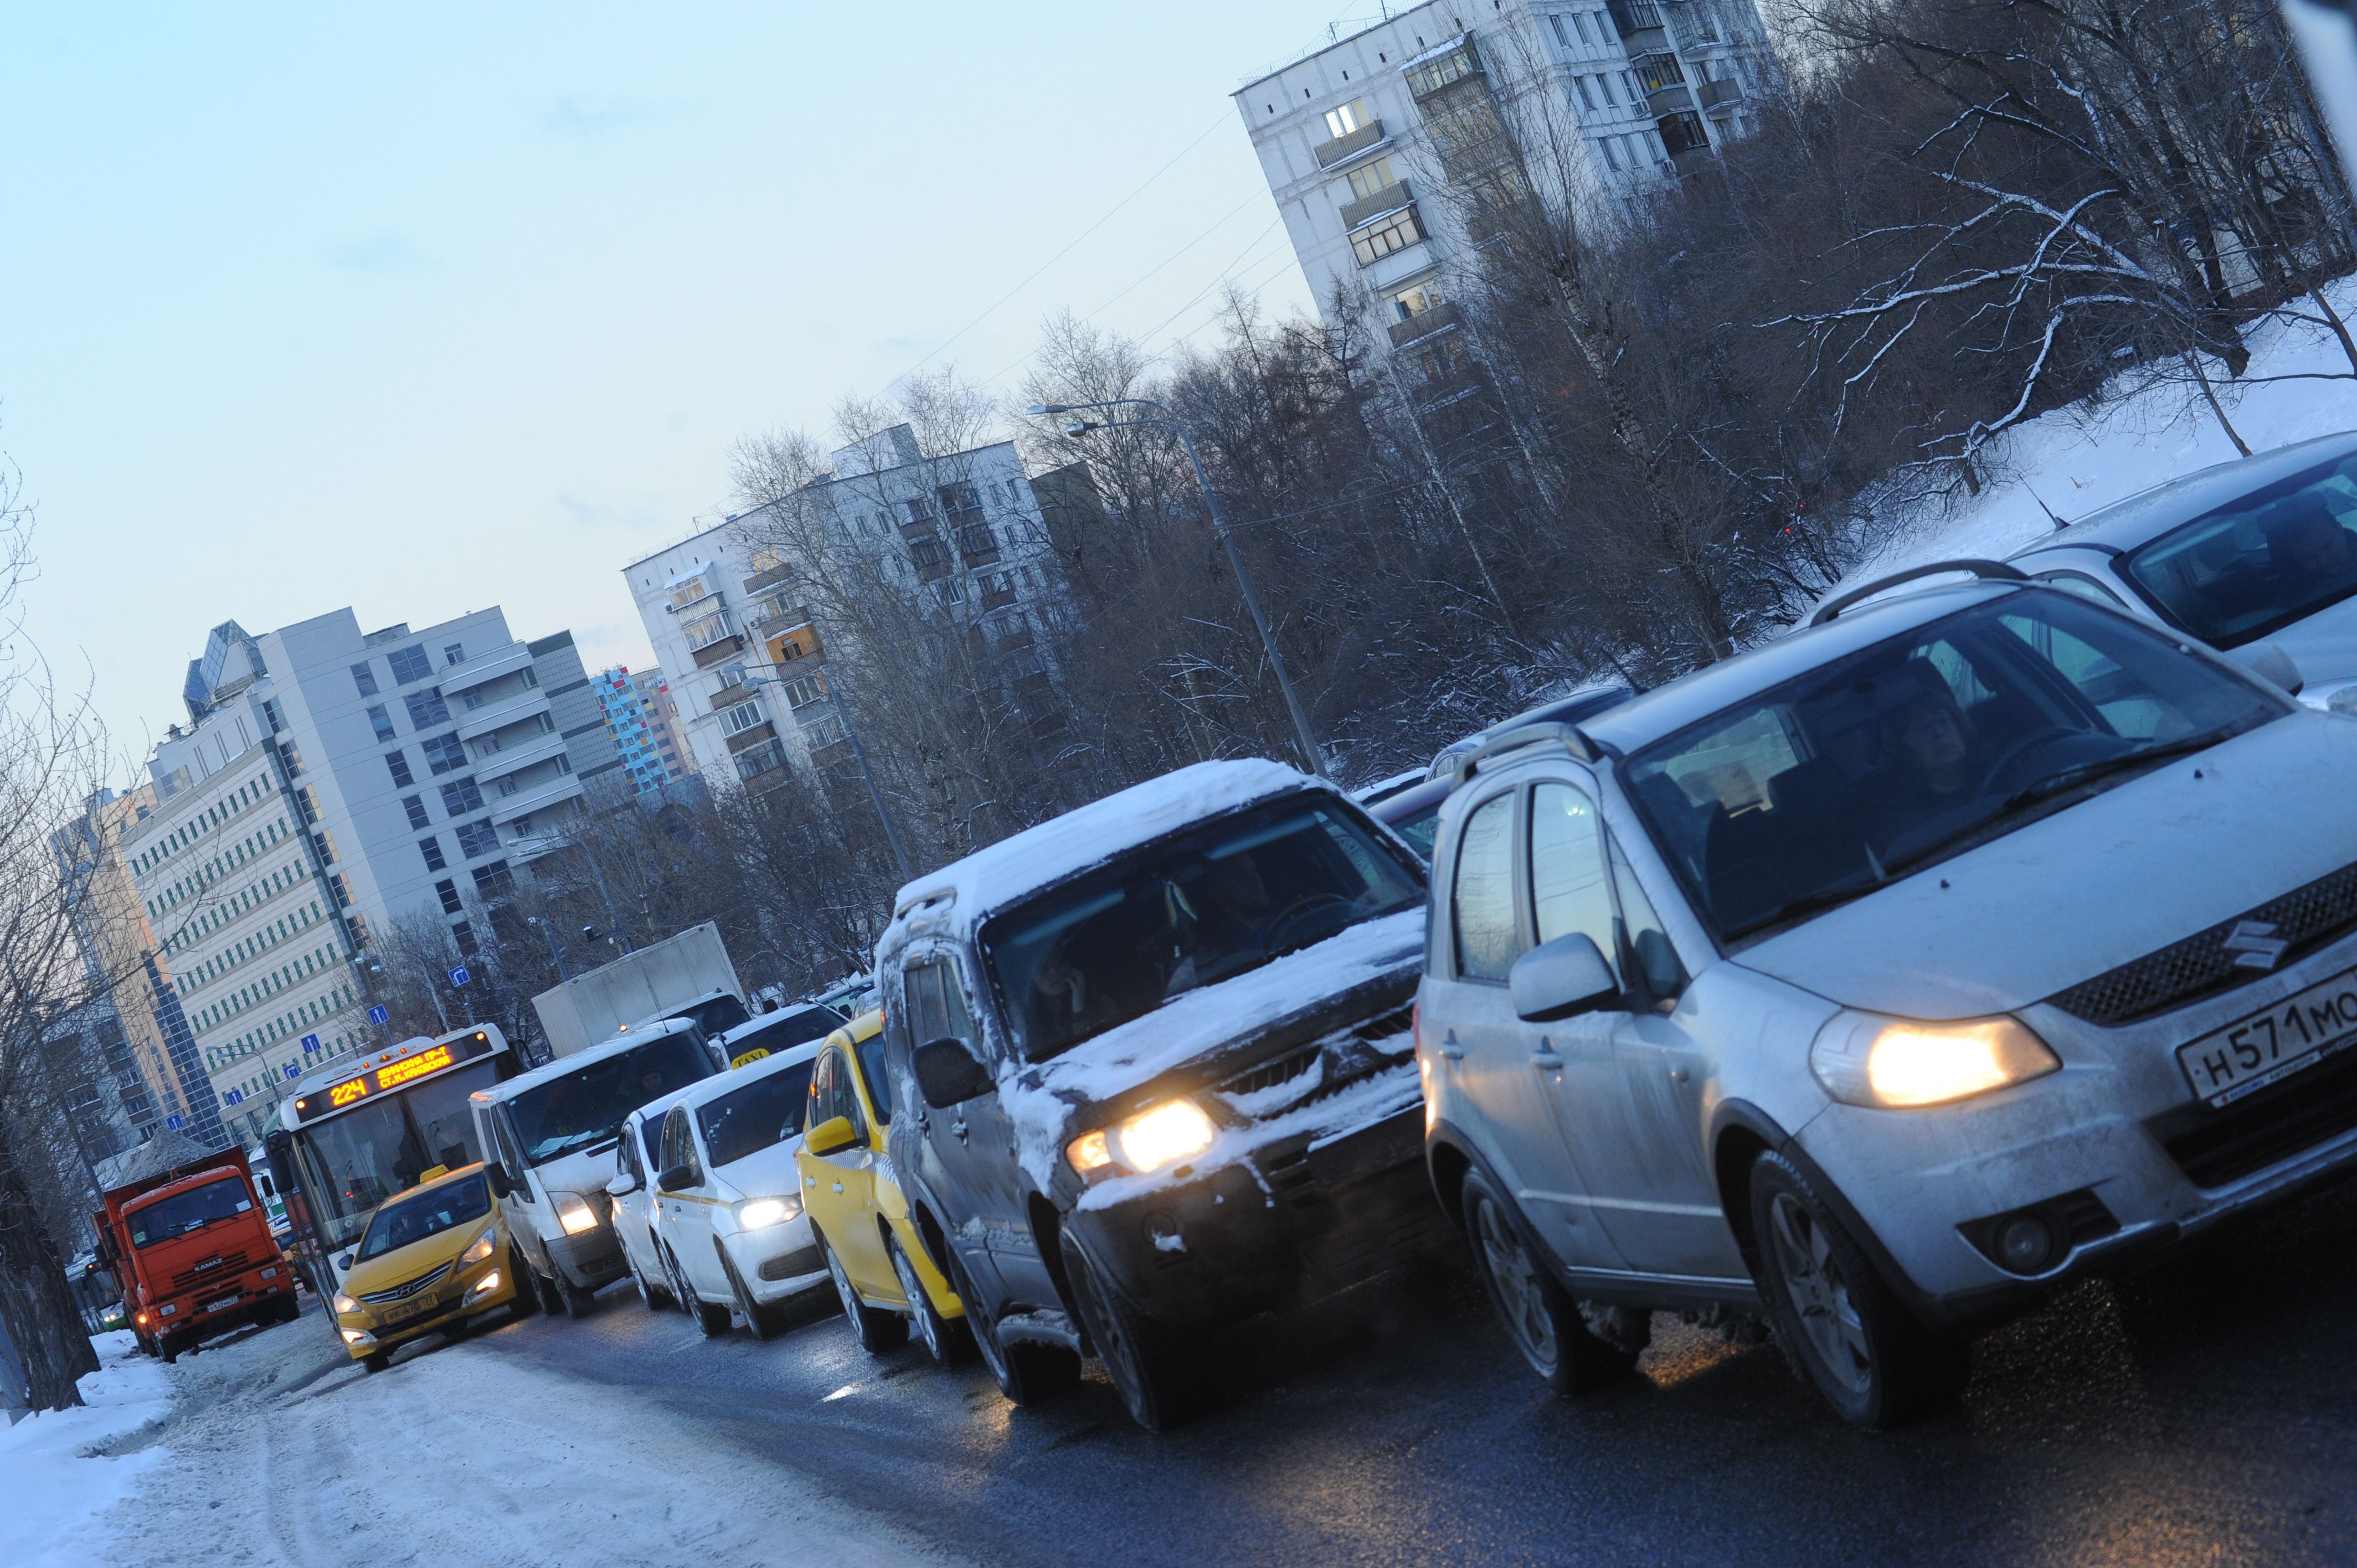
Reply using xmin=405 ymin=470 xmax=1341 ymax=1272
xmin=1530 ymin=1049 xmax=1565 ymax=1070
xmin=951 ymin=1118 xmax=969 ymax=1143
xmin=831 ymin=1182 xmax=845 ymax=1194
xmin=1437 ymin=1030 xmax=1464 ymax=1061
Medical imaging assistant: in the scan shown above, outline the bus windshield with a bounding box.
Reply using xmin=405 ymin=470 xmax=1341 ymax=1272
xmin=290 ymin=1058 xmax=500 ymax=1250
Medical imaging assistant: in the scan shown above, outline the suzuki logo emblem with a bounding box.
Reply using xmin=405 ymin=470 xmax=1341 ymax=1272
xmin=2222 ymin=920 xmax=2288 ymax=971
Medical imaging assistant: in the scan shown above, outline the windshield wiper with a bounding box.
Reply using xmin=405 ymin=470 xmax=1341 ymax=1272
xmin=529 ymin=1128 xmax=618 ymax=1163
xmin=1725 ymin=873 xmax=1889 ymax=939
xmin=1998 ymin=731 xmax=2229 ymax=813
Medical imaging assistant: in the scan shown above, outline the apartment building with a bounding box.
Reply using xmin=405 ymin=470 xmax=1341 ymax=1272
xmin=632 ymin=668 xmax=695 ymax=780
xmin=593 ymin=667 xmax=674 ymax=796
xmin=119 ymin=610 xmax=622 ymax=1142
xmin=1237 ymin=1 xmax=1774 ymax=354
xmin=621 ymin=425 xmax=1062 ymax=792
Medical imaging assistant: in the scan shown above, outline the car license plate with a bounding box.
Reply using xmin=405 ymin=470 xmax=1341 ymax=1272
xmin=199 ymin=1293 xmax=239 ymax=1314
xmin=378 ymin=1294 xmax=435 ymax=1324
xmin=2178 ymin=967 xmax=2357 ymax=1107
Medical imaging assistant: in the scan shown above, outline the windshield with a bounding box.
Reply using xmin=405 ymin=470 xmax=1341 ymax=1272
xmin=1625 ymin=590 xmax=2282 ymax=945
xmin=508 ymin=1033 xmax=713 ymax=1165
xmin=852 ymin=1030 xmax=893 ymax=1126
xmin=695 ymin=1058 xmax=818 ymax=1167
xmin=2123 ymin=448 xmax=2357 ymax=647
xmin=1384 ymin=800 xmax=1443 ymax=861
xmin=982 ymin=793 xmax=1425 ymax=1064
xmin=723 ymin=1007 xmax=841 ymax=1065
xmin=671 ymin=993 xmax=749 ymax=1040
xmin=357 ymin=1173 xmax=491 ymax=1263
xmin=289 ymin=1059 xmax=496 ymax=1250
xmin=127 ymin=1177 xmax=253 ymax=1248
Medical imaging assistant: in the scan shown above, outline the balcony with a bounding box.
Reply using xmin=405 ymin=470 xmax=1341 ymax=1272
xmin=471 ymin=728 xmax=566 ymax=784
xmin=955 ymin=523 xmax=1001 ymax=568
xmin=1667 ymin=0 xmax=1721 ymax=44
xmin=1698 ymin=76 xmax=1743 ymax=114
xmin=503 ymin=830 xmax=573 ymax=863
xmin=1646 ymin=81 xmax=1696 ymax=115
xmin=690 ymin=632 xmax=746 ymax=670
xmin=455 ymin=688 xmax=552 ymax=742
xmin=724 ymin=719 xmax=778 ymax=754
xmin=438 ymin=641 xmax=534 ymax=697
xmin=487 ymin=770 xmax=584 ymax=826
xmin=1338 ymin=179 xmax=1413 ymax=232
xmin=1608 ymin=0 xmax=1669 ymax=51
xmin=1388 ymin=300 xmax=1463 ymax=347
xmin=743 ymin=561 xmax=796 ymax=595
xmin=1313 ymin=118 xmax=1388 ymax=169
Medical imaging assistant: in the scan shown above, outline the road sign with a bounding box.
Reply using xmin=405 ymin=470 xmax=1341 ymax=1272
xmin=300 ymin=1032 xmax=321 ymax=1054
xmin=283 ymin=1062 xmax=301 ymax=1081
xmin=368 ymin=1004 xmax=389 ymax=1026
xmin=224 ymin=1089 xmax=245 ymax=1105
xmin=166 ymin=1115 xmax=184 ymax=1131
xmin=449 ymin=966 xmax=471 ymax=987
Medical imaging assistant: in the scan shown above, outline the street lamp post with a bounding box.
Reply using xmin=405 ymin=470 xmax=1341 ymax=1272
xmin=1025 ymin=399 xmax=1329 ymax=777
xmin=724 ymin=658 xmax=915 ymax=885
xmin=528 ymin=915 xmax=570 ymax=981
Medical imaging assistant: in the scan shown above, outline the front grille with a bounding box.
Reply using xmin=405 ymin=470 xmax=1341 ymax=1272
xmin=2049 ymin=861 xmax=2357 ymax=1026
xmin=758 ymin=1245 xmax=823 ymax=1281
xmin=2160 ymin=1048 xmax=2357 ymax=1188
xmin=1222 ymin=1046 xmax=1321 ymax=1100
xmin=171 ymin=1250 xmax=248 ymax=1291
xmin=1350 ymin=1004 xmax=1416 ymax=1047
xmin=359 ymin=1261 xmax=452 ymax=1306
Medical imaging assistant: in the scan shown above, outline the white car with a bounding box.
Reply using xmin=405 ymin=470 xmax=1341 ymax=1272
xmin=649 ymin=1041 xmax=830 ymax=1339
xmin=609 ymin=1086 xmax=699 ymax=1311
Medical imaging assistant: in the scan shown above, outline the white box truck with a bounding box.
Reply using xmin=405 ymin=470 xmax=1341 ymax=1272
xmin=531 ymin=921 xmax=749 ymax=1060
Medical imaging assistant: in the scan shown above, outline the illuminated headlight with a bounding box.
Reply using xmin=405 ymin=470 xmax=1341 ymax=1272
xmin=1810 ymin=1012 xmax=2060 ymax=1109
xmin=1067 ymin=1099 xmax=1217 ymax=1182
xmin=332 ymin=1291 xmax=361 ymax=1314
xmin=553 ymin=1192 xmax=601 ymax=1236
xmin=339 ymin=1327 xmax=375 ymax=1348
xmin=466 ymin=1269 xmax=503 ymax=1300
xmin=459 ymin=1227 xmax=498 ymax=1265
xmin=734 ymin=1196 xmax=799 ymax=1231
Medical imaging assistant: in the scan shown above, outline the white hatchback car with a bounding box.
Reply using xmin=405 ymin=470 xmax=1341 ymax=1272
xmin=1416 ymin=568 xmax=2357 ymax=1426
xmin=648 ymin=1041 xmax=828 ymax=1339
xmin=609 ymin=1085 xmax=698 ymax=1311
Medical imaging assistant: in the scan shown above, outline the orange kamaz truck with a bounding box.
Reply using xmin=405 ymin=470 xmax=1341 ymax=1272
xmin=93 ymin=1146 xmax=301 ymax=1361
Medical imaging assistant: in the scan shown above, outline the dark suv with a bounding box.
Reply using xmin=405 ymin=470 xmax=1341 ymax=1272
xmin=876 ymin=759 xmax=1440 ymax=1429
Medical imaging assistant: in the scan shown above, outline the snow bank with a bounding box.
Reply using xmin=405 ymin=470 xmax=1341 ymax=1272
xmin=1834 ymin=280 xmax=2357 ymax=597
xmin=0 ymin=1332 xmax=175 ymax=1568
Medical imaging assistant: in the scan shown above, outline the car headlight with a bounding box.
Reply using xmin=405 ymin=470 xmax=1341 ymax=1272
xmin=552 ymin=1192 xmax=601 ymax=1236
xmin=332 ymin=1291 xmax=361 ymax=1314
xmin=734 ymin=1196 xmax=799 ymax=1230
xmin=466 ymin=1268 xmax=503 ymax=1299
xmin=339 ymin=1327 xmax=375 ymax=1347
xmin=459 ymin=1227 xmax=497 ymax=1266
xmin=1067 ymin=1098 xmax=1217 ymax=1182
xmin=1809 ymin=1012 xmax=2060 ymax=1109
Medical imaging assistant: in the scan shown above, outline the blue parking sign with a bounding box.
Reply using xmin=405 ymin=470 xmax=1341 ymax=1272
xmin=449 ymin=966 xmax=470 ymax=987
xmin=368 ymin=1004 xmax=389 ymax=1026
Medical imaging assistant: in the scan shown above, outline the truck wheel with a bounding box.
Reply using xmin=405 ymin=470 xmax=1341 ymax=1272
xmin=554 ymin=1270 xmax=598 ymax=1320
xmin=945 ymin=1246 xmax=1075 ymax=1406
xmin=889 ymin=1233 xmax=974 ymax=1368
xmin=1059 ymin=1229 xmax=1215 ymax=1432
xmin=1461 ymin=1167 xmax=1635 ymax=1397
xmin=507 ymin=1249 xmax=539 ymax=1322
xmin=1747 ymin=1150 xmax=1968 ymax=1429
xmin=821 ymin=1236 xmax=907 ymax=1354
xmin=159 ymin=1334 xmax=180 ymax=1365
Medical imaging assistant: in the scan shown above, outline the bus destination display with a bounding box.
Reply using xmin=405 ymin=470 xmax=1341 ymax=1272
xmin=294 ymin=1031 xmax=494 ymax=1123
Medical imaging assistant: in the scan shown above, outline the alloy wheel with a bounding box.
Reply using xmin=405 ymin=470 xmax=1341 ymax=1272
xmin=824 ymin=1241 xmax=863 ymax=1322
xmin=1475 ymin=1195 xmax=1557 ymax=1375
xmin=891 ymin=1241 xmax=943 ymax=1360
xmin=1766 ymin=1191 xmax=1873 ymax=1396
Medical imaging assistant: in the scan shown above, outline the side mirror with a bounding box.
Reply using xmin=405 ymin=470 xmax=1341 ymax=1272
xmin=335 ymin=1252 xmax=355 ymax=1272
xmin=2235 ymin=641 xmax=2304 ymax=695
xmin=605 ymin=1171 xmax=639 ymax=1197
xmin=913 ymin=1037 xmax=994 ymax=1109
xmin=484 ymin=1164 xmax=511 ymax=1200
xmin=804 ymin=1116 xmax=857 ymax=1158
xmin=1509 ymin=933 xmax=1620 ymax=1022
xmin=657 ymin=1164 xmax=697 ymax=1195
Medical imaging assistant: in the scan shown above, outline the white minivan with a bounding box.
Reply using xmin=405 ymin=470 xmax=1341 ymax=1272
xmin=470 ymin=1020 xmax=720 ymax=1316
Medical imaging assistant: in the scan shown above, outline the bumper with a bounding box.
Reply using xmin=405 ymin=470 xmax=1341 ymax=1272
xmin=1798 ymin=935 xmax=2357 ymax=1328
xmin=339 ymin=1260 xmax=520 ymax=1359
xmin=722 ymin=1214 xmax=827 ymax=1304
xmin=1067 ymin=1097 xmax=1448 ymax=1330
xmin=155 ymin=1274 xmax=298 ymax=1345
xmin=543 ymin=1225 xmax=627 ymax=1292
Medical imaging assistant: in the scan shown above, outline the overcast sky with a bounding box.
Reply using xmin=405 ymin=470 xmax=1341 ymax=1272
xmin=1 ymin=2 xmax=1375 ymax=765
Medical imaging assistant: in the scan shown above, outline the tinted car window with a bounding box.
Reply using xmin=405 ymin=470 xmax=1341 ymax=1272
xmin=507 ymin=1033 xmax=713 ymax=1165
xmin=356 ymin=1174 xmax=490 ymax=1262
xmin=2123 ymin=451 xmax=2357 ymax=647
xmin=725 ymin=1007 xmax=842 ymax=1064
xmin=852 ymin=1032 xmax=894 ymax=1126
xmin=1452 ymin=792 xmax=1520 ymax=981
xmin=696 ymin=1058 xmax=818 ymax=1168
xmin=981 ymin=795 xmax=1425 ymax=1064
xmin=127 ymin=1177 xmax=251 ymax=1248
xmin=1626 ymin=591 xmax=2281 ymax=944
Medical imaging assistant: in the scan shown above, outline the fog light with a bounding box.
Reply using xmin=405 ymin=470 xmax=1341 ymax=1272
xmin=339 ymin=1328 xmax=375 ymax=1348
xmin=1996 ymin=1214 xmax=2057 ymax=1274
xmin=467 ymin=1269 xmax=503 ymax=1300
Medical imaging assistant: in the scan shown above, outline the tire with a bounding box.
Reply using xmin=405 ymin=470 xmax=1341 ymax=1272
xmin=626 ymin=1248 xmax=663 ymax=1312
xmin=507 ymin=1248 xmax=540 ymax=1323
xmin=661 ymin=1242 xmax=704 ymax=1324
xmin=671 ymin=1244 xmax=732 ymax=1338
xmin=532 ymin=1266 xmax=565 ymax=1317
xmin=727 ymin=1246 xmax=804 ymax=1343
xmin=1460 ymin=1167 xmax=1636 ymax=1396
xmin=1059 ymin=1228 xmax=1215 ymax=1431
xmin=820 ymin=1235 xmax=908 ymax=1354
xmin=944 ymin=1242 xmax=1077 ymax=1406
xmin=889 ymin=1232 xmax=974 ymax=1368
xmin=159 ymin=1335 xmax=180 ymax=1365
xmin=553 ymin=1266 xmax=598 ymax=1320
xmin=363 ymin=1350 xmax=390 ymax=1374
xmin=1747 ymin=1149 xmax=1969 ymax=1429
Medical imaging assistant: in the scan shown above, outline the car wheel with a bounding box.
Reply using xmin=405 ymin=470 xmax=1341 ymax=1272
xmin=945 ymin=1244 xmax=1076 ymax=1406
xmin=889 ymin=1232 xmax=974 ymax=1368
xmin=507 ymin=1248 xmax=539 ymax=1322
xmin=822 ymin=1235 xmax=909 ymax=1354
xmin=1461 ymin=1167 xmax=1635 ymax=1396
xmin=725 ymin=1246 xmax=801 ymax=1342
xmin=658 ymin=1242 xmax=694 ymax=1317
xmin=626 ymin=1249 xmax=663 ymax=1312
xmin=1059 ymin=1229 xmax=1214 ymax=1432
xmin=553 ymin=1266 xmax=599 ymax=1320
xmin=1747 ymin=1150 xmax=1969 ymax=1429
xmin=363 ymin=1350 xmax=390 ymax=1374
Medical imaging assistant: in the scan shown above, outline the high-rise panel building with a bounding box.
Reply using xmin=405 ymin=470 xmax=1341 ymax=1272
xmin=630 ymin=668 xmax=694 ymax=782
xmin=593 ymin=667 xmax=671 ymax=796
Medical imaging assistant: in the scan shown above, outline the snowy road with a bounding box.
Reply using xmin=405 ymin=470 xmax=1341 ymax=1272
xmin=56 ymin=1169 xmax=2357 ymax=1567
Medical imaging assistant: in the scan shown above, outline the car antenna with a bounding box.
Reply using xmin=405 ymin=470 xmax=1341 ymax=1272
xmin=2025 ymin=483 xmax=2071 ymax=532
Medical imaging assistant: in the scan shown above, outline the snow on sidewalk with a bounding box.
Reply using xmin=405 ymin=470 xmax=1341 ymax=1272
xmin=0 ymin=1330 xmax=177 ymax=1568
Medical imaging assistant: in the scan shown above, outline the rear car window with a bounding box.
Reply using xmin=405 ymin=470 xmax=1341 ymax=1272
xmin=696 ymin=1058 xmax=819 ymax=1168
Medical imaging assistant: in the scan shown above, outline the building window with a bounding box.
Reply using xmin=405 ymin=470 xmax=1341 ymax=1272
xmin=278 ymin=743 xmax=306 ymax=778
xmin=456 ymin=819 xmax=500 ymax=859
xmin=387 ymin=646 xmax=431 ymax=684
xmin=385 ymin=750 xmax=414 ymax=787
xmin=908 ymin=537 xmax=946 ymax=573
xmin=421 ymin=733 xmax=468 ymax=774
xmin=443 ymin=642 xmax=464 ymax=667
xmin=899 ymin=497 xmax=934 ymax=527
xmin=367 ymin=704 xmax=397 ymax=742
xmin=779 ymin=675 xmax=827 ymax=710
xmin=329 ymin=873 xmax=353 ymax=909
xmin=313 ymin=829 xmax=338 ymax=865
xmin=1574 ymin=74 xmax=1599 ymax=112
xmin=1406 ymin=45 xmax=1479 ymax=97
xmin=402 ymin=794 xmax=431 ymax=830
xmin=420 ymin=835 xmax=447 ymax=872
xmin=262 ymin=699 xmax=284 ymax=734
xmin=351 ymin=662 xmax=379 ymax=697
xmin=938 ymin=577 xmax=965 ymax=608
xmin=451 ymin=920 xmax=479 ymax=957
xmin=733 ymin=739 xmax=788 ymax=779
xmin=435 ymin=879 xmax=463 ymax=915
xmin=936 ymin=479 xmax=981 ymax=515
xmin=667 ymin=569 xmax=717 ymax=610
xmin=1599 ymin=134 xmax=1622 ymax=171
xmin=1323 ymin=98 xmax=1368 ymax=139
xmin=405 ymin=688 xmax=451 ymax=728
xmin=681 ymin=607 xmax=737 ymax=651
xmin=1391 ymin=281 xmax=1444 ymax=319
xmin=718 ymin=699 xmax=766 ymax=736
xmin=1350 ymin=206 xmax=1424 ymax=266
xmin=1345 ymin=157 xmax=1399 ymax=202
xmin=800 ymin=711 xmax=848 ymax=751
xmin=471 ymin=862 xmax=514 ymax=899
xmin=441 ymin=777 xmax=483 ymax=814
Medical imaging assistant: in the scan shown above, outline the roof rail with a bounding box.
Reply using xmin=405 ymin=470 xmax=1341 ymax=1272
xmin=1808 ymin=559 xmax=2029 ymax=627
xmin=1450 ymin=721 xmax=1596 ymax=786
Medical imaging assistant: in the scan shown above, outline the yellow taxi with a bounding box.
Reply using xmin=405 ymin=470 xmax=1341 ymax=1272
xmin=796 ymin=1011 xmax=973 ymax=1365
xmin=331 ymin=1162 xmax=534 ymax=1371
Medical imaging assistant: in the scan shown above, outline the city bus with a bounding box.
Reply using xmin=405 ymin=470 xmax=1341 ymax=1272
xmin=265 ymin=1024 xmax=527 ymax=1298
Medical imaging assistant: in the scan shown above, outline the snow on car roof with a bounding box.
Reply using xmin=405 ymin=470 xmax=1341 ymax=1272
xmin=2013 ymin=428 xmax=2357 ymax=556
xmin=473 ymin=1018 xmax=704 ymax=1104
xmin=668 ymin=1035 xmax=826 ymax=1110
xmin=883 ymin=758 xmax=1316 ymax=943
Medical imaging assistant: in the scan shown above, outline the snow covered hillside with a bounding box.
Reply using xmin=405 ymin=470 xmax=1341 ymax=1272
xmin=0 ymin=1331 xmax=176 ymax=1568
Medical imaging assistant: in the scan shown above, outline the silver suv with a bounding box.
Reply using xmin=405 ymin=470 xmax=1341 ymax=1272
xmin=1416 ymin=568 xmax=2357 ymax=1426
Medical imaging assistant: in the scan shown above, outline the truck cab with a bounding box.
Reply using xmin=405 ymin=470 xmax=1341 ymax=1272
xmin=94 ymin=1148 xmax=301 ymax=1362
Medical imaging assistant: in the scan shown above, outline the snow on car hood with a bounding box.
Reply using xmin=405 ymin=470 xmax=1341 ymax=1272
xmin=531 ymin=1146 xmax=622 ymax=1225
xmin=1735 ymin=712 xmax=2357 ymax=1019
xmin=709 ymin=1138 xmax=802 ymax=1202
xmin=1001 ymin=908 xmax=1427 ymax=1189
